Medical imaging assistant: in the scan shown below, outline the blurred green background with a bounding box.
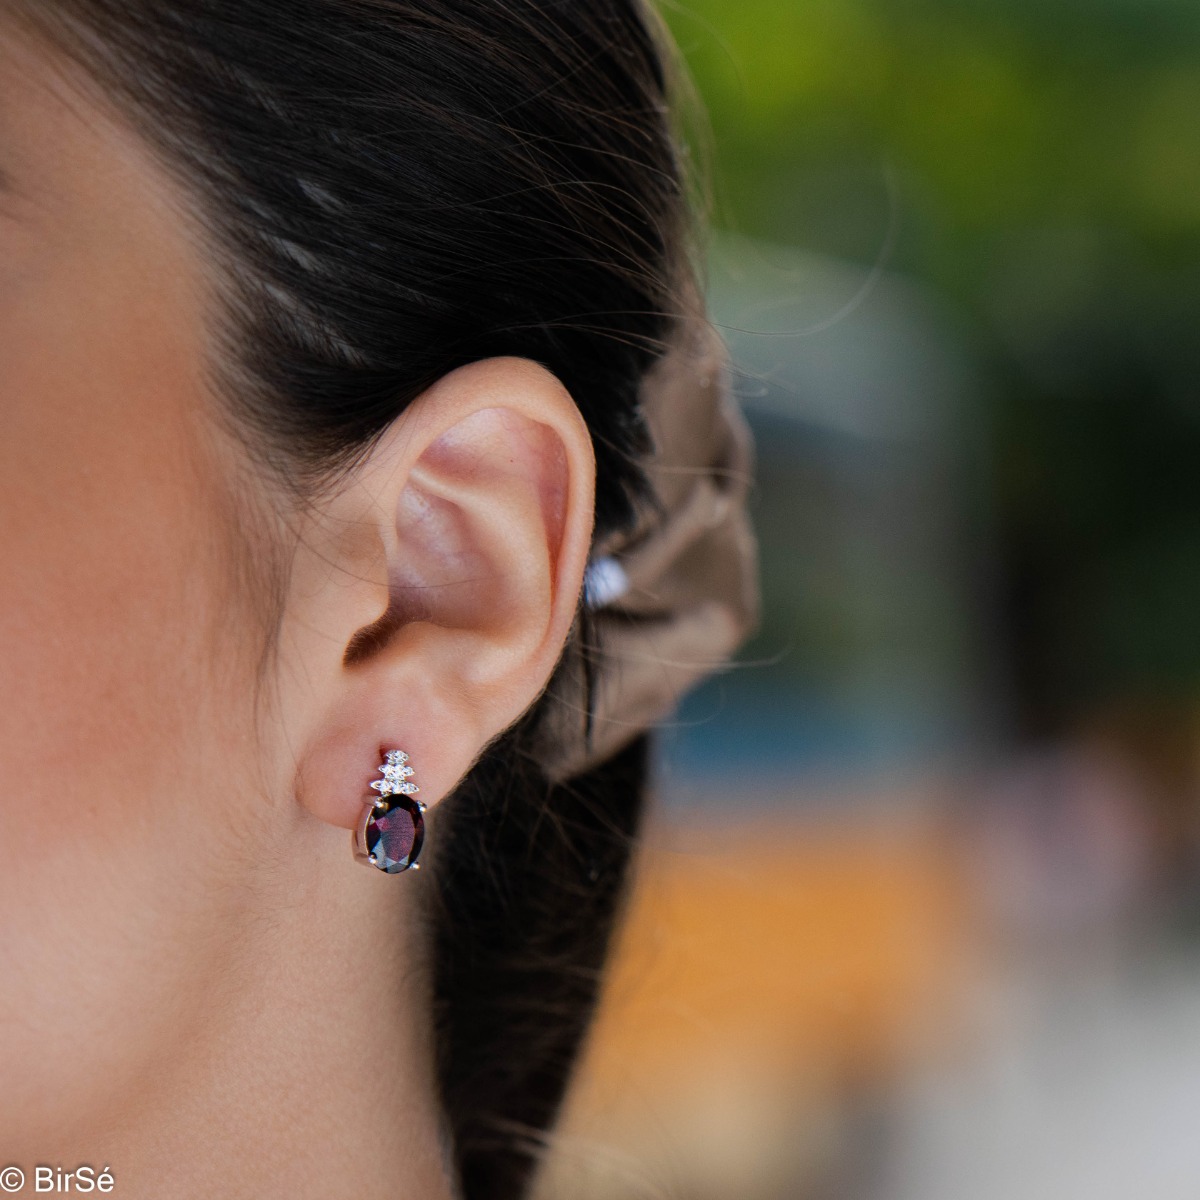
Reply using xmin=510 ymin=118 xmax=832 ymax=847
xmin=658 ymin=0 xmax=1200 ymax=793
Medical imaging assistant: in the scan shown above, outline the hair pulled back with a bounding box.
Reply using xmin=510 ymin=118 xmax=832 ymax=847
xmin=14 ymin=1 xmax=693 ymax=1196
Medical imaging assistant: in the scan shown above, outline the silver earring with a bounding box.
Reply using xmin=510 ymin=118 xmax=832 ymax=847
xmin=352 ymin=749 xmax=426 ymax=873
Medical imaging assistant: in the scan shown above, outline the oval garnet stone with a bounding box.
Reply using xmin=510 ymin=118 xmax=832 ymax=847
xmin=365 ymin=797 xmax=425 ymax=873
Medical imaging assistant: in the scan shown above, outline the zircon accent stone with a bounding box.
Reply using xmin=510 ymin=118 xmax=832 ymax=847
xmin=371 ymin=779 xmax=420 ymax=795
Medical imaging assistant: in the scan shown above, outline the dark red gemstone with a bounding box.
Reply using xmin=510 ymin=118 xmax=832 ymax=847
xmin=364 ymin=797 xmax=425 ymax=873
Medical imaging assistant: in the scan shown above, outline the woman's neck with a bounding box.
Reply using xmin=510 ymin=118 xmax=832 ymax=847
xmin=82 ymin=827 xmax=456 ymax=1200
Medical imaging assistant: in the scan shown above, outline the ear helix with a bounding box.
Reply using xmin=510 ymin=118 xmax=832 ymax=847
xmin=352 ymin=749 xmax=426 ymax=873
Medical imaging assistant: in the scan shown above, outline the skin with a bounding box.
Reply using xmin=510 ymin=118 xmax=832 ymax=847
xmin=0 ymin=24 xmax=595 ymax=1199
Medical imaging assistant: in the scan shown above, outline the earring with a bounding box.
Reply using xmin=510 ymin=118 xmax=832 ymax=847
xmin=352 ymin=749 xmax=426 ymax=873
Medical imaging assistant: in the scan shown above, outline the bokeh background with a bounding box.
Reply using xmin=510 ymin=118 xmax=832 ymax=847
xmin=535 ymin=2 xmax=1200 ymax=1198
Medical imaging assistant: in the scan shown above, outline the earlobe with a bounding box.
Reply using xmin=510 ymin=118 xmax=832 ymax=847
xmin=280 ymin=357 xmax=595 ymax=843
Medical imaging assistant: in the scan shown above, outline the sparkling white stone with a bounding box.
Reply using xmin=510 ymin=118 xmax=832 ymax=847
xmin=371 ymin=750 xmax=419 ymax=796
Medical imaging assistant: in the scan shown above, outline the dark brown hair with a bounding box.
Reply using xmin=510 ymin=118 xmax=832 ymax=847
xmin=13 ymin=2 xmax=692 ymax=1196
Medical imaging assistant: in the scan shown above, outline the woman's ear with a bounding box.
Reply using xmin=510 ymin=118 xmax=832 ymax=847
xmin=276 ymin=356 xmax=596 ymax=832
